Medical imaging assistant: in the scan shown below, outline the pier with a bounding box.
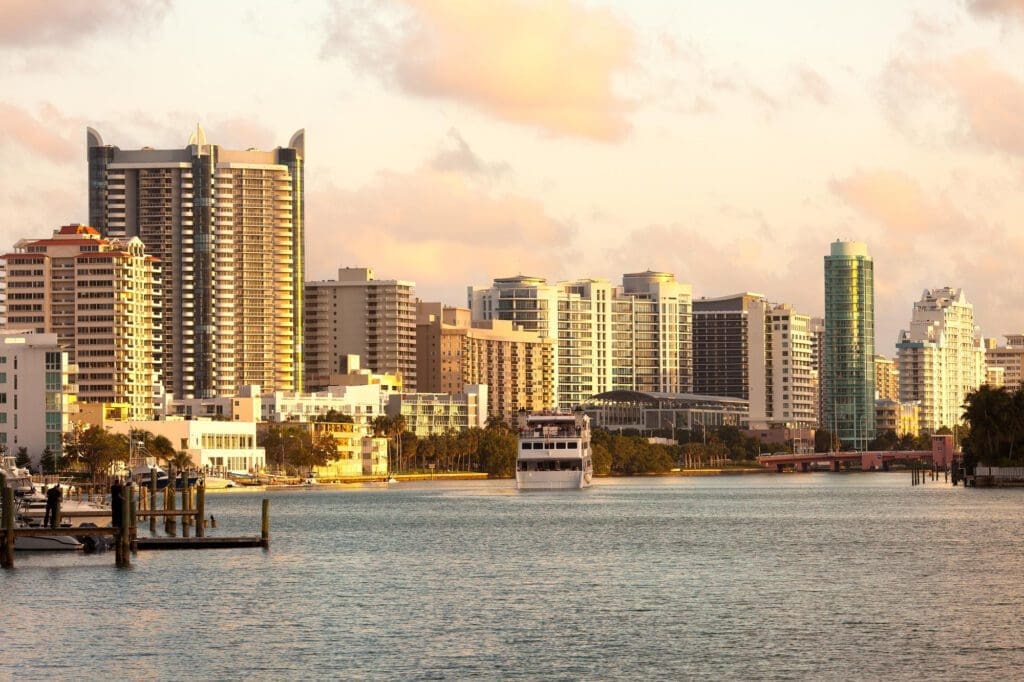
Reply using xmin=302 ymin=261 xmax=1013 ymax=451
xmin=1 ymin=474 xmax=269 ymax=569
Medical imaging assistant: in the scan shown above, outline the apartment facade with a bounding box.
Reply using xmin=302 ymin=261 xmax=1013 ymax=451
xmin=984 ymin=335 xmax=1024 ymax=390
xmin=0 ymin=332 xmax=76 ymax=461
xmin=469 ymin=271 xmax=692 ymax=408
xmin=87 ymin=125 xmax=304 ymax=398
xmin=385 ymin=384 xmax=487 ymax=437
xmin=896 ymin=287 xmax=985 ymax=433
xmin=823 ymin=240 xmax=876 ymax=449
xmin=748 ymin=301 xmax=818 ymax=429
xmin=417 ymin=303 xmax=555 ymax=421
xmin=692 ymin=292 xmax=765 ymax=399
xmin=304 ymin=268 xmax=416 ymax=391
xmin=874 ymin=355 xmax=900 ymax=401
xmin=875 ymin=399 xmax=921 ymax=437
xmin=1 ymin=225 xmax=160 ymax=419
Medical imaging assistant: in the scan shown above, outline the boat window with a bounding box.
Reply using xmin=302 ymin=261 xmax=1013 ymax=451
xmin=556 ymin=442 xmax=566 ymax=449
xmin=567 ymin=442 xmax=578 ymax=449
xmin=521 ymin=442 xmax=531 ymax=450
xmin=545 ymin=443 xmax=554 ymax=449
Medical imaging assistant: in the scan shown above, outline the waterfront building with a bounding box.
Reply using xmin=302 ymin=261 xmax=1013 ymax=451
xmin=87 ymin=125 xmax=304 ymax=397
xmin=1 ymin=225 xmax=161 ymax=419
xmin=578 ymin=390 xmax=748 ymax=434
xmin=823 ymin=240 xmax=876 ymax=449
xmin=692 ymin=292 xmax=765 ymax=399
xmin=896 ymin=287 xmax=985 ymax=434
xmin=874 ymin=399 xmax=921 ymax=437
xmin=874 ymin=355 xmax=899 ymax=401
xmin=747 ymin=301 xmax=818 ymax=429
xmin=304 ymin=267 xmax=416 ymax=391
xmin=986 ymin=365 xmax=1006 ymax=388
xmin=0 ymin=332 xmax=76 ymax=462
xmin=744 ymin=425 xmax=815 ymax=454
xmin=984 ymin=335 xmax=1024 ymax=390
xmin=469 ymin=271 xmax=692 ymax=408
xmin=103 ymin=418 xmax=265 ymax=472
xmin=385 ymin=384 xmax=487 ymax=437
xmin=258 ymin=420 xmax=388 ymax=478
xmin=417 ymin=302 xmax=555 ymax=422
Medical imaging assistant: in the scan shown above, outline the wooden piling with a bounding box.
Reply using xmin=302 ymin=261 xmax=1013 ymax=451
xmin=165 ymin=466 xmax=177 ymax=537
xmin=129 ymin=484 xmax=138 ymax=555
xmin=196 ymin=484 xmax=206 ymax=538
xmin=149 ymin=470 xmax=157 ymax=534
xmin=116 ymin=483 xmax=131 ymax=567
xmin=1 ymin=475 xmax=13 ymax=569
xmin=261 ymin=498 xmax=270 ymax=549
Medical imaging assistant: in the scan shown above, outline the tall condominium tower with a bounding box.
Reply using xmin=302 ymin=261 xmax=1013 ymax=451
xmin=417 ymin=303 xmax=555 ymax=421
xmin=469 ymin=271 xmax=692 ymax=408
xmin=810 ymin=317 xmax=825 ymax=427
xmin=747 ymin=301 xmax=818 ymax=429
xmin=692 ymin=292 xmax=766 ymax=399
xmin=896 ymin=287 xmax=985 ymax=433
xmin=1 ymin=225 xmax=161 ymax=419
xmin=823 ymin=240 xmax=875 ymax=448
xmin=87 ymin=125 xmax=304 ymax=398
xmin=304 ymin=268 xmax=416 ymax=391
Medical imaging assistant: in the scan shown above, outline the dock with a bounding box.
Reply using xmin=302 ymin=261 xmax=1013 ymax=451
xmin=2 ymin=473 xmax=269 ymax=569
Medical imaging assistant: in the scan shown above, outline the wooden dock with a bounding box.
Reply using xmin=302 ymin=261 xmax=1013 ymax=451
xmin=2 ymin=473 xmax=270 ymax=569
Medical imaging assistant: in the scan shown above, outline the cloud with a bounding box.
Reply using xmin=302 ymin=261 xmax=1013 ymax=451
xmin=305 ymin=158 xmax=576 ymax=298
xmin=323 ymin=0 xmax=636 ymax=142
xmin=430 ymin=129 xmax=510 ymax=178
xmin=0 ymin=0 xmax=169 ymax=47
xmin=0 ymin=102 xmax=79 ymax=163
xmin=966 ymin=0 xmax=1024 ymax=22
xmin=794 ymin=68 xmax=833 ymax=106
xmin=882 ymin=50 xmax=1024 ymax=156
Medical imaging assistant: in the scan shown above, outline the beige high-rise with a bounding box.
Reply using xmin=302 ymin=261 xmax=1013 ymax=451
xmin=305 ymin=268 xmax=416 ymax=390
xmin=87 ymin=125 xmax=304 ymax=398
xmin=874 ymin=355 xmax=899 ymax=401
xmin=1 ymin=225 xmax=161 ymax=419
xmin=417 ymin=303 xmax=555 ymax=421
xmin=748 ymin=301 xmax=817 ymax=429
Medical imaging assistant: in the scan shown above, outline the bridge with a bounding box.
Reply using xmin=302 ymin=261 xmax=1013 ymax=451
xmin=757 ymin=435 xmax=958 ymax=472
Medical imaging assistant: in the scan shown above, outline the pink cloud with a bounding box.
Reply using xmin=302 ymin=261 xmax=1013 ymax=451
xmin=324 ymin=0 xmax=636 ymax=141
xmin=967 ymin=0 xmax=1024 ymax=21
xmin=0 ymin=102 xmax=78 ymax=163
xmin=0 ymin=0 xmax=168 ymax=46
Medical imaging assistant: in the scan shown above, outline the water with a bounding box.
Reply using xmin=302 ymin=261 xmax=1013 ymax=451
xmin=3 ymin=474 xmax=1024 ymax=680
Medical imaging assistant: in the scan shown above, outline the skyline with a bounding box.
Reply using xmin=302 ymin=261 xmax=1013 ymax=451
xmin=3 ymin=0 xmax=1024 ymax=354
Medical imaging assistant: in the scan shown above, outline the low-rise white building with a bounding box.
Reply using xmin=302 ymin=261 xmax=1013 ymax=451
xmin=386 ymin=384 xmax=487 ymax=437
xmin=105 ymin=418 xmax=265 ymax=473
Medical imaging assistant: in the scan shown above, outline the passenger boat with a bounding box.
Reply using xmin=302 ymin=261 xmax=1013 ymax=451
xmin=516 ymin=410 xmax=593 ymax=490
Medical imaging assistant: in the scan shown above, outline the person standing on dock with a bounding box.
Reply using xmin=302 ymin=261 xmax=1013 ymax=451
xmin=44 ymin=484 xmax=62 ymax=528
xmin=110 ymin=478 xmax=124 ymax=528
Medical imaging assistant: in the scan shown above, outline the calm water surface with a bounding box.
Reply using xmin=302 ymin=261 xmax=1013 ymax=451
xmin=3 ymin=474 xmax=1023 ymax=680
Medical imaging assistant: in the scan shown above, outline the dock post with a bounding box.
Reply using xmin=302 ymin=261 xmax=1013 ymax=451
xmin=261 ymin=498 xmax=270 ymax=549
xmin=117 ymin=483 xmax=131 ymax=567
xmin=1 ymin=475 xmax=13 ymax=569
xmin=165 ymin=466 xmax=177 ymax=537
xmin=129 ymin=483 xmax=138 ymax=555
xmin=196 ymin=483 xmax=206 ymax=538
xmin=149 ymin=470 xmax=157 ymax=534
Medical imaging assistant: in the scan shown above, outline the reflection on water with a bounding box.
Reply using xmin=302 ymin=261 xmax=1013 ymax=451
xmin=3 ymin=474 xmax=1024 ymax=680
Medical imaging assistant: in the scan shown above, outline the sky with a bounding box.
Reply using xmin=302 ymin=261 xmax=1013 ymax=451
xmin=2 ymin=0 xmax=1024 ymax=354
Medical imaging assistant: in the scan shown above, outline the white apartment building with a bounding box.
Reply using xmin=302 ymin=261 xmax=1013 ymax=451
xmin=305 ymin=268 xmax=416 ymax=390
xmin=1 ymin=225 xmax=161 ymax=419
xmin=984 ymin=335 xmax=1024 ymax=390
xmin=0 ymin=332 xmax=76 ymax=462
xmin=88 ymin=125 xmax=305 ymax=397
xmin=104 ymin=418 xmax=265 ymax=473
xmin=897 ymin=287 xmax=986 ymax=433
xmin=386 ymin=384 xmax=487 ymax=437
xmin=469 ymin=271 xmax=692 ymax=409
xmin=748 ymin=301 xmax=817 ymax=429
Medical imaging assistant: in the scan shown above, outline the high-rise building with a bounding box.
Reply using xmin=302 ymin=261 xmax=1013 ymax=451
xmin=304 ymin=268 xmax=416 ymax=391
xmin=874 ymin=354 xmax=899 ymax=401
xmin=823 ymin=240 xmax=875 ymax=449
xmin=87 ymin=125 xmax=304 ymax=398
xmin=809 ymin=317 xmax=825 ymax=427
xmin=469 ymin=271 xmax=692 ymax=408
xmin=1 ymin=225 xmax=160 ymax=419
xmin=896 ymin=287 xmax=985 ymax=433
xmin=984 ymin=335 xmax=1024 ymax=390
xmin=0 ymin=331 xmax=77 ymax=461
xmin=417 ymin=302 xmax=555 ymax=421
xmin=692 ymin=293 xmax=766 ymax=399
xmin=748 ymin=301 xmax=817 ymax=429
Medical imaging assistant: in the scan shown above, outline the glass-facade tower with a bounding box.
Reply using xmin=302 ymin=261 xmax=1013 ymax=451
xmin=823 ymin=240 xmax=875 ymax=449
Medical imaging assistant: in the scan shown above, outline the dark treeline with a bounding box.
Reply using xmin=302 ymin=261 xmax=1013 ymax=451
xmin=961 ymin=385 xmax=1024 ymax=468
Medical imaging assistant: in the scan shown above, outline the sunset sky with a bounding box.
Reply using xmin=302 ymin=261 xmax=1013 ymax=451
xmin=2 ymin=0 xmax=1024 ymax=353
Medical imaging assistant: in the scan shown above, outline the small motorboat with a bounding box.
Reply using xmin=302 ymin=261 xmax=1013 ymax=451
xmin=15 ymin=533 xmax=83 ymax=552
xmin=386 ymin=475 xmax=399 ymax=484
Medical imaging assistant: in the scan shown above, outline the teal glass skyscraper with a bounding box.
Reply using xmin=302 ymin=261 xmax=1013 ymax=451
xmin=824 ymin=240 xmax=875 ymax=449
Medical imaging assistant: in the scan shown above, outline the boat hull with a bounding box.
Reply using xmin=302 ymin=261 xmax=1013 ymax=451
xmin=516 ymin=470 xmax=590 ymax=490
xmin=14 ymin=534 xmax=83 ymax=551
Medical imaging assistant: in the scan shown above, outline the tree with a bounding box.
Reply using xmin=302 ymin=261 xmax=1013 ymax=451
xmin=170 ymin=450 xmax=193 ymax=472
xmin=40 ymin=447 xmax=61 ymax=475
xmin=961 ymin=385 xmax=1021 ymax=468
xmin=65 ymin=426 xmax=128 ymax=481
xmin=152 ymin=435 xmax=176 ymax=466
xmin=317 ymin=409 xmax=353 ymax=424
xmin=479 ymin=426 xmax=517 ymax=477
xmin=15 ymin=446 xmax=30 ymax=469
xmin=591 ymin=442 xmax=612 ymax=476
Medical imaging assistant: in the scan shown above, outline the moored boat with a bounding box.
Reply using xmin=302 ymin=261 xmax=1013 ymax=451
xmin=516 ymin=410 xmax=594 ymax=490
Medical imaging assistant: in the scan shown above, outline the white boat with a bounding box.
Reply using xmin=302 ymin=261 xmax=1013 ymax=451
xmin=201 ymin=476 xmax=235 ymax=489
xmin=15 ymin=533 xmax=83 ymax=551
xmin=386 ymin=475 xmax=399 ymax=484
xmin=1 ymin=455 xmax=35 ymax=497
xmin=17 ymin=488 xmax=112 ymax=528
xmin=516 ymin=410 xmax=594 ymax=490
